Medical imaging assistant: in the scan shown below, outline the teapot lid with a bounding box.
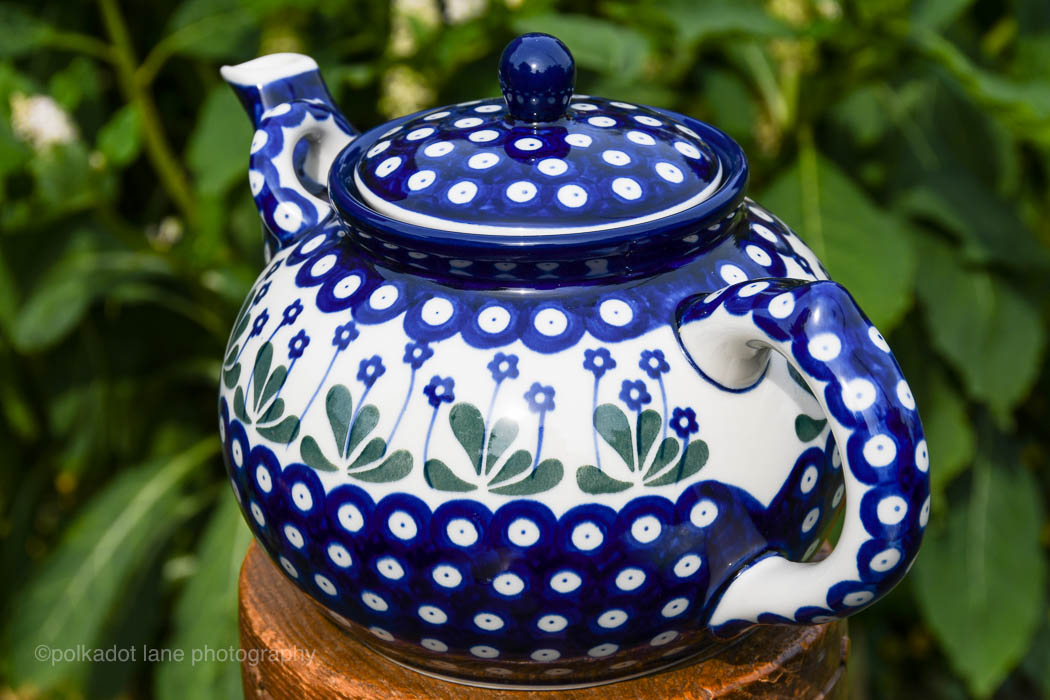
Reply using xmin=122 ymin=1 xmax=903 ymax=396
xmin=331 ymin=34 xmax=742 ymax=237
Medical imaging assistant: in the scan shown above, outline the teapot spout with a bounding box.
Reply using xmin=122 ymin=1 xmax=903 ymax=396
xmin=221 ymin=53 xmax=337 ymax=126
xmin=221 ymin=54 xmax=358 ymax=259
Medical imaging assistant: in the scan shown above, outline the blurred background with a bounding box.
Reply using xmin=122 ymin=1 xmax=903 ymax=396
xmin=0 ymin=0 xmax=1047 ymax=698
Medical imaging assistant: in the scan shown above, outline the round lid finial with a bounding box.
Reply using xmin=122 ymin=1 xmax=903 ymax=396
xmin=498 ymin=33 xmax=575 ymax=123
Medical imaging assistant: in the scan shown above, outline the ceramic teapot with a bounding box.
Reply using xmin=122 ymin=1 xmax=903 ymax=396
xmin=218 ymin=34 xmax=929 ymax=688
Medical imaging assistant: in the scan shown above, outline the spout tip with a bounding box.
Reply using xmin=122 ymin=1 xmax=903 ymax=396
xmin=220 ymin=53 xmax=319 ymax=87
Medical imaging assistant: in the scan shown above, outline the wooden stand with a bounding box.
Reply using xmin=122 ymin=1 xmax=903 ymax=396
xmin=239 ymin=540 xmax=849 ymax=699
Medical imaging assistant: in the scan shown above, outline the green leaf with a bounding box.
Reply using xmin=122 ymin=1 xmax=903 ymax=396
xmin=352 ymin=450 xmax=412 ymax=483
xmin=913 ymin=460 xmax=1046 ymax=697
xmin=97 ymin=104 xmax=142 ymax=168
xmin=512 ymin=14 xmax=650 ymax=80
xmin=759 ymin=152 xmax=917 ymax=331
xmin=258 ymin=365 xmax=286 ymax=412
xmin=491 ymin=459 xmax=563 ymax=496
xmin=917 ymin=368 xmax=975 ymax=497
xmin=576 ymin=465 xmax=632 ymax=494
xmin=300 ymin=436 xmax=338 ymax=472
xmin=250 ymin=342 xmax=273 ymax=410
xmin=5 ymin=439 xmax=217 ymax=690
xmin=186 ymin=87 xmax=251 ymax=196
xmin=637 ymin=409 xmax=661 ymax=464
xmin=348 ymin=437 xmax=385 ymax=471
xmin=831 ymin=86 xmax=890 ymax=147
xmin=912 ymin=0 xmax=975 ymax=29
xmin=325 ymin=385 xmax=351 ymax=456
xmin=49 ymin=57 xmax=103 ymax=112
xmin=154 ymin=496 xmax=250 ymax=700
xmin=259 ymin=398 xmax=284 ymax=423
xmin=646 ymin=440 xmax=709 ymax=486
xmin=346 ymin=404 xmax=379 ymax=458
xmin=794 ymin=414 xmax=827 ymax=442
xmin=256 ymin=415 xmax=299 ymax=443
xmin=488 ymin=449 xmax=532 ymax=487
xmin=484 ymin=418 xmax=518 ymax=473
xmin=642 ymin=438 xmax=681 ymax=480
xmin=0 ymin=5 xmax=53 ymax=57
xmin=164 ymin=0 xmax=255 ymax=60
xmin=915 ymin=234 xmax=1046 ymax=419
xmin=594 ymin=403 xmax=634 ymax=470
xmin=222 ymin=362 xmax=241 ymax=390
xmin=652 ymin=0 xmax=790 ymax=45
xmin=233 ymin=386 xmax=248 ymax=423
xmin=424 ymin=458 xmax=476 ymax=491
xmin=1021 ymin=615 xmax=1050 ymax=697
xmin=11 ymin=263 xmax=92 ymax=352
xmin=449 ymin=403 xmax=484 ymax=474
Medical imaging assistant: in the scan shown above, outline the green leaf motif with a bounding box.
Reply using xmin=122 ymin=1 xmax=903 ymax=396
xmin=425 ymin=459 xmax=476 ymax=492
xmin=795 ymin=414 xmax=828 ymax=442
xmin=759 ymin=152 xmax=917 ymax=332
xmin=912 ymin=461 xmax=1046 ymax=698
xmin=491 ymin=459 xmax=563 ymax=496
xmin=646 ymin=440 xmax=709 ymax=486
xmin=576 ymin=465 xmax=632 ymax=494
xmin=300 ymin=436 xmax=338 ymax=472
xmin=233 ymin=386 xmax=248 ymax=424
xmin=222 ymin=362 xmax=241 ymax=390
xmin=256 ymin=416 xmax=299 ymax=443
xmin=352 ymin=450 xmax=412 ymax=483
xmin=257 ymin=365 xmax=286 ymax=412
xmin=348 ymin=437 xmax=385 ymax=472
xmin=325 ymin=385 xmax=352 ymax=456
xmin=449 ymin=403 xmax=484 ymax=475
xmin=250 ymin=342 xmax=273 ymax=411
xmin=484 ymin=418 xmax=518 ymax=473
xmin=594 ymin=403 xmax=634 ymax=471
xmin=487 ymin=449 xmax=532 ymax=487
xmin=259 ymin=398 xmax=284 ymax=424
xmin=642 ymin=438 xmax=681 ymax=480
xmin=637 ymin=409 xmax=661 ymax=464
xmin=346 ymin=405 xmax=379 ymax=458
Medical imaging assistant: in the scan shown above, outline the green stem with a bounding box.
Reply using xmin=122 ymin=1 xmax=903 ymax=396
xmin=44 ymin=31 xmax=117 ymax=62
xmin=98 ymin=0 xmax=197 ymax=227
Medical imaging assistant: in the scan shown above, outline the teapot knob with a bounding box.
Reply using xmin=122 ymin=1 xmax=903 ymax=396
xmin=498 ymin=33 xmax=575 ymax=122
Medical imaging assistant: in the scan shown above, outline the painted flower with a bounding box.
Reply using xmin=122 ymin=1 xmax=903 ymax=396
xmin=423 ymin=375 xmax=455 ymax=407
xmin=670 ymin=407 xmax=699 ymax=441
xmin=281 ymin=298 xmax=304 ymax=326
xmin=252 ymin=281 xmax=271 ymax=306
xmin=403 ymin=340 xmax=434 ymax=369
xmin=583 ymin=347 xmax=616 ymax=379
xmin=487 ymin=352 xmax=519 ymax=383
xmin=619 ymin=379 xmax=651 ymax=412
xmin=250 ymin=309 xmax=269 ymax=338
xmin=524 ymin=382 xmax=556 ymax=414
xmin=288 ymin=329 xmax=310 ymax=359
xmin=639 ymin=349 xmax=670 ymax=379
xmin=357 ymin=355 xmax=386 ymax=388
xmin=332 ymin=321 xmax=359 ymax=350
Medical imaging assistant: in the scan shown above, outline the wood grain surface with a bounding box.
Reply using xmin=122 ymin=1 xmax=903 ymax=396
xmin=239 ymin=540 xmax=848 ymax=699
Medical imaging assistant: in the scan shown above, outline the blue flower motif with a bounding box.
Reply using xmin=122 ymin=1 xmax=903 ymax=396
xmin=250 ymin=309 xmax=269 ymax=338
xmin=670 ymin=407 xmax=699 ymax=441
xmin=487 ymin=352 xmax=519 ymax=383
xmin=357 ymin=355 xmax=386 ymax=388
xmin=523 ymin=382 xmax=556 ymax=414
xmin=583 ymin=347 xmax=616 ymax=379
xmin=423 ymin=375 xmax=455 ymax=407
xmin=639 ymin=349 xmax=670 ymax=379
xmin=332 ymin=321 xmax=359 ymax=350
xmin=281 ymin=299 xmax=304 ymax=327
xmin=619 ymin=379 xmax=651 ymax=412
xmin=288 ymin=329 xmax=310 ymax=359
xmin=403 ymin=341 xmax=434 ymax=370
xmin=252 ymin=281 xmax=271 ymax=306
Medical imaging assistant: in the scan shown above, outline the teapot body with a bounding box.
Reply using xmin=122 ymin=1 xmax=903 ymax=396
xmin=220 ymin=202 xmax=854 ymax=686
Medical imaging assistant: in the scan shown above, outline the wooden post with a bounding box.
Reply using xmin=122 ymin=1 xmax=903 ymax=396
xmin=239 ymin=540 xmax=849 ymax=699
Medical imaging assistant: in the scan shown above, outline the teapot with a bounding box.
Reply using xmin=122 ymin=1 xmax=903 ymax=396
xmin=218 ymin=33 xmax=928 ymax=688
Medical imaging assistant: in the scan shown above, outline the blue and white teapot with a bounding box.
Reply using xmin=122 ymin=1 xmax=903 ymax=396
xmin=219 ymin=33 xmax=929 ymax=688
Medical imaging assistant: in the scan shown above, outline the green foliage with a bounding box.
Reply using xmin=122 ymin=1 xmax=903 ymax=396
xmin=0 ymin=1 xmax=1048 ymax=699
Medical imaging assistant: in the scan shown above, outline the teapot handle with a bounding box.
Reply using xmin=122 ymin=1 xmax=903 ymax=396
xmin=247 ymin=101 xmax=356 ymax=256
xmin=676 ymin=278 xmax=929 ymax=629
